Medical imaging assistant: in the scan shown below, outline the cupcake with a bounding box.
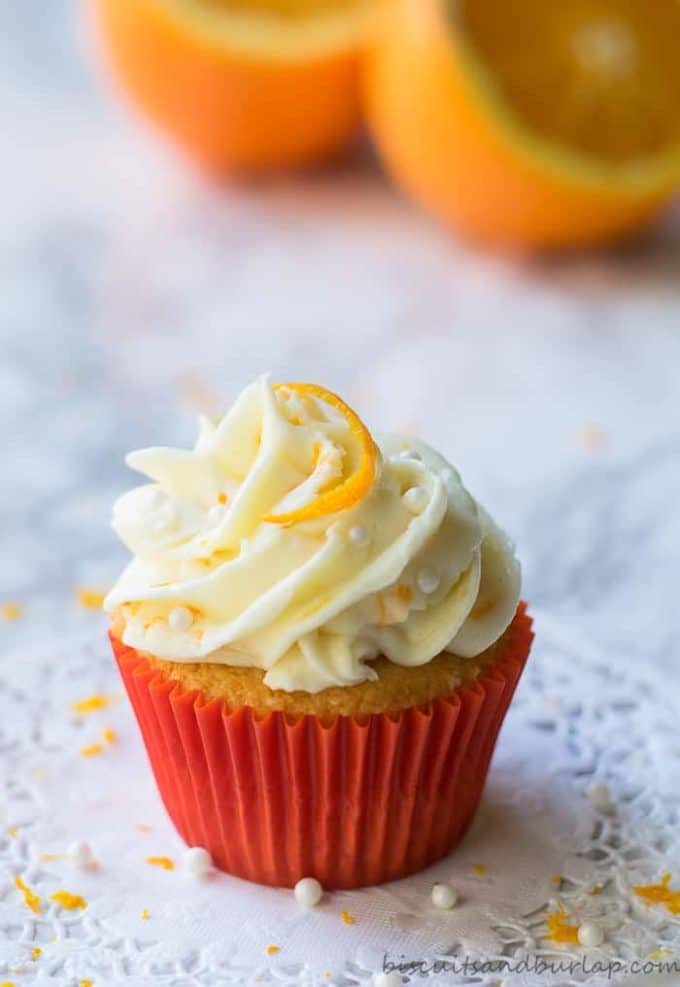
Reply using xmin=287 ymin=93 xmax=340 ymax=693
xmin=105 ymin=377 xmax=532 ymax=889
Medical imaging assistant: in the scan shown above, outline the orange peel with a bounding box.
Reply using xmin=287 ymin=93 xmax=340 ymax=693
xmin=264 ymin=382 xmax=377 ymax=525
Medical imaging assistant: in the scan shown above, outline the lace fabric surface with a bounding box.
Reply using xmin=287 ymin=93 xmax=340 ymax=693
xmin=1 ymin=608 xmax=678 ymax=987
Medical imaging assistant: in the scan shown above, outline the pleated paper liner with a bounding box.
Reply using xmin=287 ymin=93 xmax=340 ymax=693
xmin=111 ymin=603 xmax=533 ymax=889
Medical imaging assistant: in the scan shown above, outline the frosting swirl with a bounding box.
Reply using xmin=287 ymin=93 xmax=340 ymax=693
xmin=105 ymin=377 xmax=520 ymax=692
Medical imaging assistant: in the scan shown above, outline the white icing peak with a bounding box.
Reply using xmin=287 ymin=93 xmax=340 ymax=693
xmin=105 ymin=376 xmax=520 ymax=693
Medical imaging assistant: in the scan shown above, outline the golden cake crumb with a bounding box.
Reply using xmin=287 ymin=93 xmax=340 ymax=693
xmin=340 ymin=910 xmax=355 ymax=925
xmin=31 ymin=948 xmax=42 ymax=960
xmin=544 ymin=907 xmax=579 ymax=944
xmin=551 ymin=874 xmax=562 ymax=885
xmin=14 ymin=877 xmax=42 ymax=915
xmin=265 ymin=944 xmax=280 ymax=955
xmin=632 ymin=874 xmax=680 ymax=915
xmin=123 ymin=621 xmax=514 ymax=719
xmin=589 ymin=884 xmax=603 ymax=895
xmin=146 ymin=856 xmax=175 ymax=870
xmin=50 ymin=890 xmax=88 ymax=911
xmin=1 ymin=602 xmax=22 ymax=620
xmin=141 ymin=908 xmax=150 ymax=920
xmin=472 ymin=864 xmax=487 ymax=876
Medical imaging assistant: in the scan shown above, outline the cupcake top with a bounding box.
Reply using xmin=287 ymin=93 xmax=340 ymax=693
xmin=105 ymin=377 xmax=520 ymax=693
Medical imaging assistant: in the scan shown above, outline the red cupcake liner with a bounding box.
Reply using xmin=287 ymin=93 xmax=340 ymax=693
xmin=111 ymin=603 xmax=533 ymax=889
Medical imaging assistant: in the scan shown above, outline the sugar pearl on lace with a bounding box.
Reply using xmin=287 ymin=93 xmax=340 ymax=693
xmin=578 ymin=921 xmax=605 ymax=947
xmin=294 ymin=877 xmax=323 ymax=908
xmin=348 ymin=525 xmax=370 ymax=548
xmin=587 ymin=783 xmax=615 ymax=814
xmin=417 ymin=569 xmax=440 ymax=595
xmin=207 ymin=504 xmax=226 ymax=527
xmin=431 ymin=882 xmax=458 ymax=909
xmin=374 ymin=973 xmax=402 ymax=987
xmin=403 ymin=486 xmax=428 ymax=515
xmin=184 ymin=847 xmax=213 ymax=878
xmin=168 ymin=607 xmax=193 ymax=632
xmin=67 ymin=840 xmax=93 ymax=870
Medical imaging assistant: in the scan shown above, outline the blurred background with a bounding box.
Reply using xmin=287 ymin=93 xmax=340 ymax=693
xmin=1 ymin=1 xmax=679 ymax=681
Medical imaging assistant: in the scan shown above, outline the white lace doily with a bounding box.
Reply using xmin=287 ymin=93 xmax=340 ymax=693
xmin=1 ymin=609 xmax=679 ymax=987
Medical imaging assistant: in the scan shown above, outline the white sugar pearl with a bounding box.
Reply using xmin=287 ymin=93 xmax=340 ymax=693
xmin=294 ymin=876 xmax=323 ymax=908
xmin=587 ymin=783 xmax=614 ymax=814
xmin=432 ymin=882 xmax=458 ymax=909
xmin=207 ymin=504 xmax=226 ymax=527
xmin=184 ymin=846 xmax=213 ymax=878
xmin=578 ymin=921 xmax=605 ymax=947
xmin=402 ymin=486 xmax=428 ymax=515
xmin=373 ymin=973 xmax=402 ymax=987
xmin=348 ymin=525 xmax=370 ymax=548
xmin=168 ymin=607 xmax=193 ymax=632
xmin=417 ymin=569 xmax=440 ymax=595
xmin=67 ymin=840 xmax=93 ymax=869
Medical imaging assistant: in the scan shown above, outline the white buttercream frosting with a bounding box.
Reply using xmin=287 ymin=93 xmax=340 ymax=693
xmin=105 ymin=377 xmax=520 ymax=692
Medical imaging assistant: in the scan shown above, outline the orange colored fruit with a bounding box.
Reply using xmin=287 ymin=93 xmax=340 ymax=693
xmin=89 ymin=0 xmax=371 ymax=173
xmin=265 ymin=382 xmax=378 ymax=525
xmin=365 ymin=0 xmax=680 ymax=249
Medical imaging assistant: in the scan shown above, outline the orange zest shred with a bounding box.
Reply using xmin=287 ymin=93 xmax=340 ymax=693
xmin=1 ymin=981 xmax=16 ymax=987
xmin=39 ymin=853 xmax=65 ymax=863
xmin=544 ymin=907 xmax=579 ymax=945
xmin=217 ymin=491 xmax=228 ymax=505
xmin=340 ymin=910 xmax=355 ymax=925
xmin=146 ymin=856 xmax=175 ymax=870
xmin=50 ymin=890 xmax=88 ymax=911
xmin=264 ymin=383 xmax=378 ymax=526
xmin=75 ymin=587 xmax=106 ymax=610
xmin=14 ymin=877 xmax=42 ymax=915
xmin=472 ymin=864 xmax=487 ymax=875
xmin=7 ymin=826 xmax=18 ymax=838
xmin=72 ymin=694 xmax=111 ymax=714
xmin=31 ymin=948 xmax=42 ymax=961
xmin=79 ymin=743 xmax=105 ymax=758
xmin=102 ymin=727 xmax=117 ymax=745
xmin=141 ymin=908 xmax=150 ymax=920
xmin=135 ymin=824 xmax=153 ymax=833
xmin=266 ymin=944 xmax=280 ymax=955
xmin=80 ymin=981 xmax=94 ymax=987
xmin=632 ymin=874 xmax=680 ymax=915
xmin=1 ymin=602 xmax=22 ymax=620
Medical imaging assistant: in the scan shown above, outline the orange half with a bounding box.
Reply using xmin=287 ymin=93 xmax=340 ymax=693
xmin=89 ymin=0 xmax=372 ymax=173
xmin=264 ymin=382 xmax=378 ymax=525
xmin=365 ymin=0 xmax=680 ymax=249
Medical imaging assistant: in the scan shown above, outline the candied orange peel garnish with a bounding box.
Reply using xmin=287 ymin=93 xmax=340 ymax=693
xmin=633 ymin=873 xmax=680 ymax=915
xmin=14 ymin=876 xmax=42 ymax=915
xmin=544 ymin=906 xmax=579 ymax=945
xmin=50 ymin=890 xmax=87 ymax=911
xmin=146 ymin=856 xmax=175 ymax=870
xmin=264 ymin=383 xmax=378 ymax=526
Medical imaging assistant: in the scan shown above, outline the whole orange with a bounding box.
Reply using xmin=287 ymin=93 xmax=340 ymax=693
xmin=365 ymin=0 xmax=680 ymax=249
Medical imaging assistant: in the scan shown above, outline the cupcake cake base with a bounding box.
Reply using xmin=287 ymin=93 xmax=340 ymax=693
xmin=111 ymin=603 xmax=532 ymax=889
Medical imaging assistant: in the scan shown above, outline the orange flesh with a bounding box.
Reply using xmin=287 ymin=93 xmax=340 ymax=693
xmin=456 ymin=0 xmax=680 ymax=163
